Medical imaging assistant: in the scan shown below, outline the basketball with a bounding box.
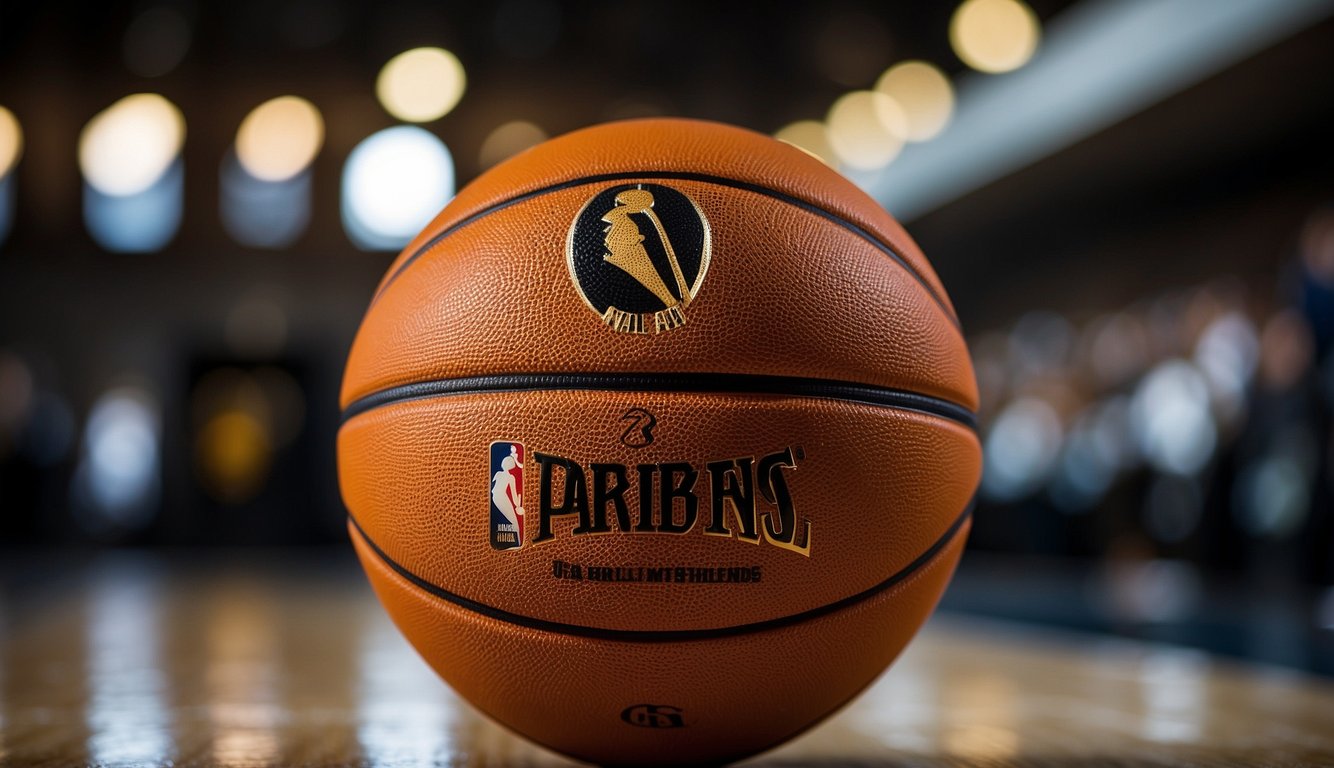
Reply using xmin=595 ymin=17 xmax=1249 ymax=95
xmin=338 ymin=118 xmax=981 ymax=765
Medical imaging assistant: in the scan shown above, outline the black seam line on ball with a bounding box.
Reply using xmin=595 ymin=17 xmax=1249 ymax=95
xmin=339 ymin=372 xmax=978 ymax=431
xmin=349 ymin=502 xmax=972 ymax=643
xmin=369 ymin=170 xmax=960 ymax=329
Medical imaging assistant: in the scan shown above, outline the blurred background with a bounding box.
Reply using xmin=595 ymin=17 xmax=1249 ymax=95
xmin=1 ymin=0 xmax=1332 ymax=674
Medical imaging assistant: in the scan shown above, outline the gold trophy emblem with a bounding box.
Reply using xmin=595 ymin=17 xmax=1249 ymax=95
xmin=602 ymin=188 xmax=693 ymax=312
xmin=566 ymin=183 xmax=711 ymax=334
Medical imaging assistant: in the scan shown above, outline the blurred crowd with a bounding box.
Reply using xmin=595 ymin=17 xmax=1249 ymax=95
xmin=965 ymin=209 xmax=1334 ymax=645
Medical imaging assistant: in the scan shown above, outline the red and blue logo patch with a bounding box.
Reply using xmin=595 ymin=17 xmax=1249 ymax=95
xmin=489 ymin=441 xmax=525 ymax=550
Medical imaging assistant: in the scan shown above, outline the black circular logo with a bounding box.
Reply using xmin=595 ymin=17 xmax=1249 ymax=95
xmin=566 ymin=183 xmax=711 ymax=334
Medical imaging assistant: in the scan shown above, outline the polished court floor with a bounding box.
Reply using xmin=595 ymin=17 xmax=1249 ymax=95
xmin=2 ymin=551 xmax=1333 ymax=767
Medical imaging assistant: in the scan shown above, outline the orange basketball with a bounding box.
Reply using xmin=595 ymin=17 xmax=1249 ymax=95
xmin=339 ymin=118 xmax=980 ymax=766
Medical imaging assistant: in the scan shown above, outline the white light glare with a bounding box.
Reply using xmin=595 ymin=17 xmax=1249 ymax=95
xmin=76 ymin=387 xmax=161 ymax=527
xmin=79 ymin=94 xmax=185 ymax=197
xmin=342 ymin=126 xmax=454 ymax=251
xmin=982 ymin=396 xmax=1062 ymax=501
xmin=1130 ymin=360 xmax=1216 ymax=476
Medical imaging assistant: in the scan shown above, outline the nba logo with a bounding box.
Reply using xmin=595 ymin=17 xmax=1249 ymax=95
xmin=489 ymin=441 xmax=525 ymax=550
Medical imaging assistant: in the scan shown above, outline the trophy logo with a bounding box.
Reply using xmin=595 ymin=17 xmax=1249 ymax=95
xmin=566 ymin=183 xmax=711 ymax=334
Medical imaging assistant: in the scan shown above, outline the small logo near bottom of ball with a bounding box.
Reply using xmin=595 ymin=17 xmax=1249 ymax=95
xmin=566 ymin=183 xmax=711 ymax=335
xmin=621 ymin=703 xmax=686 ymax=728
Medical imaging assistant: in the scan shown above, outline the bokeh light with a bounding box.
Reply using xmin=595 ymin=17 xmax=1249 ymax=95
xmin=73 ymin=386 xmax=162 ymax=532
xmin=950 ymin=0 xmax=1041 ymax=74
xmin=191 ymin=366 xmax=305 ymax=504
xmin=376 ymin=47 xmax=466 ymax=123
xmin=1232 ymin=424 xmax=1316 ymax=540
xmin=0 ymin=105 xmax=19 ymax=244
xmin=342 ymin=126 xmax=453 ymax=251
xmin=478 ymin=120 xmax=547 ymax=170
xmin=0 ymin=106 xmax=22 ymax=178
xmin=236 ymin=96 xmax=324 ymax=183
xmin=1131 ymin=360 xmax=1216 ymax=476
xmin=1193 ymin=311 xmax=1259 ymax=426
xmin=220 ymin=153 xmax=312 ymax=249
xmin=84 ymin=161 xmax=183 ymax=252
xmin=223 ymin=97 xmax=322 ymax=248
xmin=826 ymin=91 xmax=906 ymax=171
xmin=79 ymin=94 xmax=185 ymax=197
xmin=1048 ymin=398 xmax=1131 ymax=512
xmin=198 ymin=408 xmax=272 ymax=504
xmin=773 ymin=120 xmax=837 ymax=167
xmin=982 ymin=396 xmax=1062 ymax=501
xmin=875 ymin=61 xmax=955 ymax=142
xmin=84 ymin=160 xmax=183 ymax=253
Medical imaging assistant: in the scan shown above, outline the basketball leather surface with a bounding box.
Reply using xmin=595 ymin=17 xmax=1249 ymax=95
xmin=339 ymin=118 xmax=981 ymax=766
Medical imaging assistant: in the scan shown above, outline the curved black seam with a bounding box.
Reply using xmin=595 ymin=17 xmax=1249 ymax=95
xmin=349 ymin=502 xmax=972 ymax=643
xmin=370 ymin=170 xmax=959 ymax=328
xmin=339 ymin=372 xmax=977 ymax=431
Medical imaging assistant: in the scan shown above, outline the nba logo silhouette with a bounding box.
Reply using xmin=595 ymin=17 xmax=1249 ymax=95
xmin=489 ymin=441 xmax=525 ymax=550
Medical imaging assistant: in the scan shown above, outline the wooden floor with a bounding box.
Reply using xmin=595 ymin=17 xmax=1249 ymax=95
xmin=2 ymin=551 xmax=1333 ymax=767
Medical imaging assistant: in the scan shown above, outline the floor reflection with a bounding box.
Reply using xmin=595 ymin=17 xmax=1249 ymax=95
xmin=1139 ymin=648 xmax=1207 ymax=744
xmin=941 ymin=675 xmax=1020 ymax=760
xmin=84 ymin=560 xmax=174 ymax=765
xmin=356 ymin=608 xmax=458 ymax=765
xmin=1 ymin=552 xmax=1332 ymax=767
xmin=204 ymin=573 xmax=280 ymax=767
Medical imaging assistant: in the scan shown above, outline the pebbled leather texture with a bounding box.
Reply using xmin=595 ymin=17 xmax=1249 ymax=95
xmin=340 ymin=391 xmax=978 ymax=632
xmin=365 ymin=118 xmax=959 ymax=326
xmin=351 ymin=514 xmax=971 ymax=767
xmin=340 ymin=123 xmax=978 ymax=413
xmin=337 ymin=118 xmax=982 ymax=766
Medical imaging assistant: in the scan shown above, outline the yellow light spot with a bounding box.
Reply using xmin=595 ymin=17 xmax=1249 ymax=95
xmin=876 ymin=61 xmax=955 ymax=142
xmin=478 ymin=120 xmax=547 ymax=169
xmin=773 ymin=121 xmax=837 ymax=167
xmin=376 ymin=47 xmax=466 ymax=123
xmin=950 ymin=0 xmax=1041 ymax=74
xmin=0 ymin=106 xmax=22 ymax=178
xmin=826 ymin=91 xmax=906 ymax=171
xmin=79 ymin=93 xmax=185 ymax=196
xmin=197 ymin=407 xmax=272 ymax=504
xmin=235 ymin=96 xmax=324 ymax=183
